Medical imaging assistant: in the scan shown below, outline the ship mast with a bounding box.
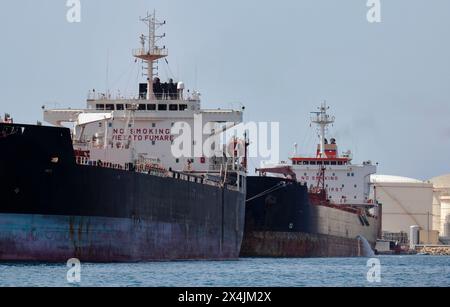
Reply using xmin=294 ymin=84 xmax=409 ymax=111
xmin=311 ymin=102 xmax=335 ymax=158
xmin=133 ymin=11 xmax=168 ymax=100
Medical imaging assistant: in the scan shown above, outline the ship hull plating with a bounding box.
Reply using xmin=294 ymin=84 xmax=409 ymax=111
xmin=0 ymin=124 xmax=245 ymax=262
xmin=242 ymin=176 xmax=379 ymax=258
xmin=0 ymin=213 xmax=242 ymax=262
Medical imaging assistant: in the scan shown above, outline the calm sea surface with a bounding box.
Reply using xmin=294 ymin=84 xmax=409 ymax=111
xmin=0 ymin=255 xmax=449 ymax=287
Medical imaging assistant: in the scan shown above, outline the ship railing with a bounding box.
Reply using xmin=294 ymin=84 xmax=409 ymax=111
xmin=75 ymin=156 xmax=89 ymax=166
xmin=209 ymin=162 xmax=246 ymax=173
xmin=75 ymin=159 xmax=240 ymax=190
xmin=76 ymin=159 xmax=128 ymax=171
xmin=86 ymin=91 xmax=200 ymax=102
xmin=216 ymin=165 xmax=246 ymax=173
xmin=87 ymin=92 xmax=140 ymax=101
xmin=169 ymin=171 xmax=240 ymax=191
xmin=132 ymin=48 xmax=168 ymax=58
xmin=135 ymin=163 xmax=168 ymax=178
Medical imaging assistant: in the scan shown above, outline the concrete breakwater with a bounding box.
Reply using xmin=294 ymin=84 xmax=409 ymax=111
xmin=415 ymin=245 xmax=450 ymax=256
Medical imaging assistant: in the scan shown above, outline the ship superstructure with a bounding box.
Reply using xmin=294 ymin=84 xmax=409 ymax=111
xmin=258 ymin=103 xmax=376 ymax=207
xmin=44 ymin=12 xmax=244 ymax=175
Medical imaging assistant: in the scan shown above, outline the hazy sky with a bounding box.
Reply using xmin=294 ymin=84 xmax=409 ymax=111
xmin=1 ymin=0 xmax=449 ymax=180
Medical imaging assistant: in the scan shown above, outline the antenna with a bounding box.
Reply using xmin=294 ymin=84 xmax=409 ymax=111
xmin=133 ymin=10 xmax=168 ymax=100
xmin=310 ymin=101 xmax=335 ymax=158
xmin=106 ymin=49 xmax=110 ymax=96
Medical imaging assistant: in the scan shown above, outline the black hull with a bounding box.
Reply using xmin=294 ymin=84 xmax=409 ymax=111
xmin=242 ymin=176 xmax=379 ymax=258
xmin=0 ymin=123 xmax=246 ymax=262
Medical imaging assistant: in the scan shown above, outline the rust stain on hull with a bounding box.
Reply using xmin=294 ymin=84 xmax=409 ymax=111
xmin=241 ymin=231 xmax=363 ymax=258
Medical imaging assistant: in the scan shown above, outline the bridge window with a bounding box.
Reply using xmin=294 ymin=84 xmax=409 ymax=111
xmin=116 ymin=104 xmax=124 ymax=111
xmin=158 ymin=104 xmax=167 ymax=111
xmin=147 ymin=104 xmax=156 ymax=111
xmin=303 ymin=161 xmax=309 ymax=165
xmin=138 ymin=104 xmax=146 ymax=111
xmin=105 ymin=104 xmax=114 ymax=111
xmin=310 ymin=161 xmax=316 ymax=165
xmin=324 ymin=161 xmax=330 ymax=165
xmin=331 ymin=161 xmax=337 ymax=165
xmin=338 ymin=161 xmax=343 ymax=165
xmin=96 ymin=104 xmax=105 ymax=110
xmin=169 ymin=104 xmax=178 ymax=111
xmin=179 ymin=104 xmax=188 ymax=111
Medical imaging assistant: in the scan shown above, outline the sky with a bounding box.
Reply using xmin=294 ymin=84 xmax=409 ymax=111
xmin=0 ymin=0 xmax=449 ymax=180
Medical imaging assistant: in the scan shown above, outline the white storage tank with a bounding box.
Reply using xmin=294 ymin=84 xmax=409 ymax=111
xmin=445 ymin=215 xmax=450 ymax=237
xmin=431 ymin=190 xmax=442 ymax=232
xmin=440 ymin=197 xmax=450 ymax=236
xmin=410 ymin=225 xmax=420 ymax=249
xmin=371 ymin=175 xmax=434 ymax=233
xmin=429 ymin=174 xmax=450 ymax=236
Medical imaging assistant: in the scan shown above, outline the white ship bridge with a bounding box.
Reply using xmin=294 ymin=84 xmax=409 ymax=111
xmin=43 ymin=11 xmax=245 ymax=174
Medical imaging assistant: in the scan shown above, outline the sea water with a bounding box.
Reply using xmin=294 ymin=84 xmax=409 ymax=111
xmin=0 ymin=255 xmax=448 ymax=287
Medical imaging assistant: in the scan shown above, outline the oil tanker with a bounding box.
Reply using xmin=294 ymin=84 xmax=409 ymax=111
xmin=241 ymin=104 xmax=380 ymax=258
xmin=0 ymin=12 xmax=246 ymax=262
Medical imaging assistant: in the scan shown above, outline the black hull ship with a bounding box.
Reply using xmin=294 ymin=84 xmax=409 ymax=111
xmin=241 ymin=176 xmax=379 ymax=258
xmin=0 ymin=124 xmax=245 ymax=262
xmin=0 ymin=12 xmax=246 ymax=262
xmin=241 ymin=104 xmax=380 ymax=258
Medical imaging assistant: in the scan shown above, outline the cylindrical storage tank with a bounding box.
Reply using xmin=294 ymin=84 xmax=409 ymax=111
xmin=371 ymin=175 xmax=433 ymax=234
xmin=445 ymin=215 xmax=450 ymax=237
xmin=430 ymin=175 xmax=450 ymax=234
xmin=440 ymin=196 xmax=450 ymax=236
xmin=410 ymin=225 xmax=420 ymax=249
xmin=432 ymin=191 xmax=441 ymax=232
